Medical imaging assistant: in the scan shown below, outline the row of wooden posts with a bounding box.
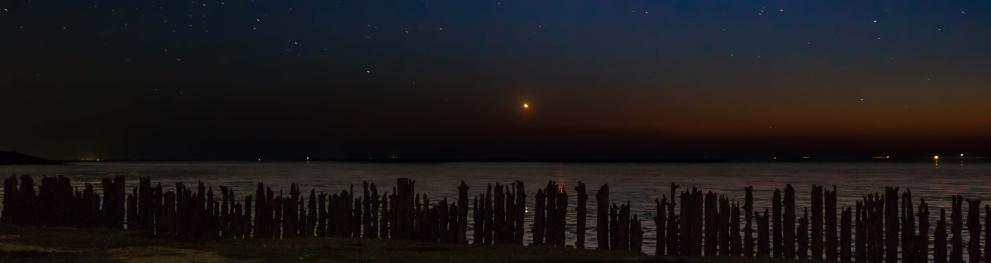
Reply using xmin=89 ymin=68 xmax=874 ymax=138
xmin=4 ymin=174 xmax=991 ymax=262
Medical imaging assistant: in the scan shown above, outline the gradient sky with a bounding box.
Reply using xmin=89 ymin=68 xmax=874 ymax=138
xmin=2 ymin=0 xmax=990 ymax=160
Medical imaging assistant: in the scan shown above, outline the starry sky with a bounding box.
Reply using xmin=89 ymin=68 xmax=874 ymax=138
xmin=2 ymin=0 xmax=990 ymax=161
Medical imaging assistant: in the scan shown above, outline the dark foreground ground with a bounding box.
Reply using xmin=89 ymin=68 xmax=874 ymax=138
xmin=0 ymin=224 xmax=807 ymax=262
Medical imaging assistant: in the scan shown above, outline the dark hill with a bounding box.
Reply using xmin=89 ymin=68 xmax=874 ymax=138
xmin=0 ymin=151 xmax=59 ymax=165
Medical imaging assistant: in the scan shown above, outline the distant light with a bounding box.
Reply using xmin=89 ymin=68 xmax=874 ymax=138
xmin=522 ymin=103 xmax=530 ymax=110
xmin=933 ymin=155 xmax=940 ymax=161
xmin=257 ymin=158 xmax=263 ymax=162
xmin=306 ymin=156 xmax=311 ymax=161
xmin=960 ymin=153 xmax=965 ymax=158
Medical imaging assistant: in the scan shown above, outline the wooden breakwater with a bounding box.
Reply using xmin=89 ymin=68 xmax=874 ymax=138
xmin=2 ymin=175 xmax=991 ymax=262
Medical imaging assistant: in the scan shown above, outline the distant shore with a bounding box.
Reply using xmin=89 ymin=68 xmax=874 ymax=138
xmin=0 ymin=151 xmax=59 ymax=166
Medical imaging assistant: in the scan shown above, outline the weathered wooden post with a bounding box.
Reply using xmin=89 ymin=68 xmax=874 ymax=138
xmin=901 ymin=190 xmax=916 ymax=263
xmin=718 ymin=196 xmax=730 ymax=256
xmin=885 ymin=187 xmax=899 ymax=263
xmin=811 ymin=184 xmax=823 ymax=260
xmin=380 ymin=193 xmax=389 ymax=240
xmin=361 ymin=182 xmax=371 ymax=238
xmin=253 ymin=183 xmax=267 ymax=238
xmin=397 ymin=178 xmax=415 ymax=240
xmin=493 ymin=183 xmax=505 ymax=244
xmin=936 ymin=208 xmax=948 ymax=263
xmin=576 ymin=181 xmax=588 ymax=249
xmin=655 ymin=197 xmax=666 ymax=255
xmin=731 ymin=201 xmax=741 ymax=256
xmin=825 ymin=185 xmax=837 ymax=261
xmin=854 ymin=201 xmax=867 ymax=262
xmin=705 ymin=191 xmax=718 ymax=256
xmin=631 ymin=215 xmax=643 ymax=254
xmin=534 ymin=188 xmax=546 ymax=246
xmin=667 ymin=183 xmax=680 ymax=256
xmin=556 ymin=186 xmax=568 ymax=247
xmin=1 ymin=175 xmax=17 ymax=223
xmin=137 ymin=177 xmax=153 ymax=231
xmin=951 ymin=195 xmax=963 ymax=263
xmin=513 ymin=181 xmax=526 ymax=244
xmin=610 ymin=203 xmax=619 ymax=250
xmin=798 ymin=208 xmax=809 ymax=259
xmin=966 ymin=199 xmax=981 ymax=263
xmin=596 ymin=184 xmax=609 ymax=250
xmin=757 ymin=209 xmax=769 ymax=257
xmin=457 ymin=181 xmax=469 ymax=244
xmin=918 ymin=199 xmax=930 ymax=263
xmin=473 ymin=196 xmax=483 ymax=244
xmin=984 ymin=205 xmax=990 ymax=263
xmin=619 ymin=202 xmax=631 ymax=251
xmin=784 ymin=184 xmax=795 ymax=259
xmin=772 ymin=189 xmax=782 ymax=258
xmin=483 ymin=184 xmax=493 ymax=244
xmin=743 ymin=186 xmax=753 ymax=257
xmin=841 ymin=206 xmax=852 ymax=262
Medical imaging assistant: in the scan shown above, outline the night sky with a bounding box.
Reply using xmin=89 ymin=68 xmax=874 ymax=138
xmin=2 ymin=1 xmax=990 ymax=161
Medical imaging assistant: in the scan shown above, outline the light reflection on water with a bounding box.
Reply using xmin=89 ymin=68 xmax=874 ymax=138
xmin=3 ymin=161 xmax=990 ymax=255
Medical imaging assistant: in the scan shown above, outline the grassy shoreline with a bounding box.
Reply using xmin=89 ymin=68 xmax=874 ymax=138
xmin=0 ymin=224 xmax=807 ymax=262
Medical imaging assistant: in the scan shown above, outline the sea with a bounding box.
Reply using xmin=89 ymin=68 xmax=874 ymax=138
xmin=3 ymin=161 xmax=990 ymax=254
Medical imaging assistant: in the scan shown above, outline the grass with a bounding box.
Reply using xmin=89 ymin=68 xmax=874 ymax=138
xmin=0 ymin=224 xmax=807 ymax=262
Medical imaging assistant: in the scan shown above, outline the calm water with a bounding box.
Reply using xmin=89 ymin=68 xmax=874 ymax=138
xmin=3 ymin=161 xmax=990 ymax=253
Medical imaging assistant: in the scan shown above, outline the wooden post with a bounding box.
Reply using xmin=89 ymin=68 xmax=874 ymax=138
xmin=396 ymin=178 xmax=415 ymax=240
xmin=885 ymin=187 xmax=899 ymax=263
xmin=811 ymin=184 xmax=823 ymax=260
xmin=655 ymin=197 xmax=666 ymax=255
xmin=380 ymin=192 xmax=389 ymax=240
xmin=757 ymin=209 xmax=769 ymax=257
xmin=667 ymin=183 xmax=680 ymax=256
xmin=576 ymin=181 xmax=587 ymax=249
xmin=718 ymin=196 xmax=730 ymax=256
xmin=772 ymin=189 xmax=782 ymax=258
xmin=730 ymin=201 xmax=741 ymax=256
xmin=701 ymin=191 xmax=715 ymax=256
xmin=984 ymin=205 xmax=990 ymax=263
xmin=473 ymin=196 xmax=483 ymax=244
xmin=826 ymin=185 xmax=837 ymax=261
xmin=494 ymin=183 xmax=505 ymax=244
xmin=484 ymin=184 xmax=493 ymax=244
xmin=743 ymin=186 xmax=753 ymax=257
xmin=841 ymin=206 xmax=852 ymax=262
xmin=951 ymin=195 xmax=963 ymax=263
xmin=596 ymin=184 xmax=609 ymax=250
xmin=253 ymin=183 xmax=266 ymax=238
xmin=798 ymin=208 xmax=808 ymax=259
xmin=784 ymin=184 xmax=795 ymax=259
xmin=858 ymin=198 xmax=866 ymax=262
xmin=918 ymin=199 xmax=930 ymax=263
xmin=534 ymin=188 xmax=546 ymax=246
xmin=631 ymin=215 xmax=643 ymax=254
xmin=966 ymin=199 xmax=981 ymax=263
xmin=1 ymin=175 xmax=17 ymax=223
xmin=935 ymin=208 xmax=948 ymax=263
xmin=514 ymin=181 xmax=526 ymax=244
xmin=556 ymin=186 xmax=569 ymax=247
xmin=362 ymin=182 xmax=372 ymax=239
xmin=901 ymin=190 xmax=916 ymax=263
xmin=609 ymin=203 xmax=619 ymax=250
xmin=457 ymin=181 xmax=469 ymax=244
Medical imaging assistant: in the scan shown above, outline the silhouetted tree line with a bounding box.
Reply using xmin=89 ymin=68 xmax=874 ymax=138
xmin=6 ymin=174 xmax=991 ymax=261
